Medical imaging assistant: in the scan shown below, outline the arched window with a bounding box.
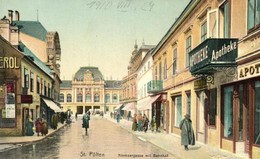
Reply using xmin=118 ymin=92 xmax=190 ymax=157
xmin=94 ymin=94 xmax=100 ymax=102
xmin=112 ymin=94 xmax=118 ymax=103
xmin=67 ymin=94 xmax=72 ymax=102
xmin=105 ymin=93 xmax=110 ymax=103
xmin=59 ymin=93 xmax=64 ymax=102
xmin=77 ymin=93 xmax=83 ymax=102
xmin=85 ymin=94 xmax=91 ymax=102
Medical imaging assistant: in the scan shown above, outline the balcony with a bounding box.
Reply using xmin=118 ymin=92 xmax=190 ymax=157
xmin=147 ymin=80 xmax=163 ymax=94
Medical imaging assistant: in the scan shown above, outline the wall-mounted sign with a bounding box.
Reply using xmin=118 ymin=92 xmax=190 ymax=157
xmin=0 ymin=56 xmax=20 ymax=69
xmin=21 ymin=95 xmax=33 ymax=104
xmin=189 ymin=39 xmax=238 ymax=75
xmin=238 ymin=62 xmax=260 ymax=80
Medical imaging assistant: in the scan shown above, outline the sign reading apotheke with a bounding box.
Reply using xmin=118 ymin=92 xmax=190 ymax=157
xmin=189 ymin=38 xmax=238 ymax=75
xmin=238 ymin=62 xmax=260 ymax=80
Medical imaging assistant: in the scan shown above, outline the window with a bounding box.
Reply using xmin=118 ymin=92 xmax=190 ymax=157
xmin=105 ymin=93 xmax=110 ymax=103
xmin=48 ymin=83 xmax=51 ymax=97
xmin=94 ymin=94 xmax=100 ymax=102
xmin=174 ymin=96 xmax=182 ymax=127
xmin=248 ymin=0 xmax=260 ymax=31
xmin=164 ymin=57 xmax=167 ymax=79
xmin=223 ymin=86 xmax=234 ymax=139
xmin=44 ymin=81 xmax=47 ymax=96
xmin=67 ymin=94 xmax=72 ymax=102
xmin=30 ymin=72 xmax=34 ymax=92
xmin=159 ymin=62 xmax=162 ymax=80
xmin=254 ymin=81 xmax=260 ymax=145
xmin=209 ymin=88 xmax=217 ymax=126
xmin=186 ymin=92 xmax=191 ymax=116
xmin=154 ymin=65 xmax=158 ymax=80
xmin=37 ymin=76 xmax=40 ymax=94
xmin=113 ymin=94 xmax=118 ymax=103
xmin=186 ymin=36 xmax=192 ymax=67
xmin=85 ymin=94 xmax=91 ymax=102
xmin=201 ymin=21 xmax=207 ymax=42
xmin=77 ymin=93 xmax=83 ymax=102
xmin=172 ymin=48 xmax=177 ymax=75
xmin=220 ymin=1 xmax=230 ymax=38
xmin=59 ymin=93 xmax=64 ymax=102
xmin=41 ymin=79 xmax=44 ymax=95
xmin=24 ymin=68 xmax=29 ymax=89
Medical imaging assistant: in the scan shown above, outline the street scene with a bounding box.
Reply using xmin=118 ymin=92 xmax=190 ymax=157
xmin=1 ymin=0 xmax=260 ymax=159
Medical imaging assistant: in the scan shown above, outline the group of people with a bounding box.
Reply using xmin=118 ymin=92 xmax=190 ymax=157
xmin=132 ymin=113 xmax=150 ymax=133
xmin=25 ymin=116 xmax=48 ymax=136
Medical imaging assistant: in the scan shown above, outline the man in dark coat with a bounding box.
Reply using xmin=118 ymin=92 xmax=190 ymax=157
xmin=82 ymin=111 xmax=90 ymax=135
xmin=179 ymin=114 xmax=195 ymax=150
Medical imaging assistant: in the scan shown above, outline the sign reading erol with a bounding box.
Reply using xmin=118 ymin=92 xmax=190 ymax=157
xmin=0 ymin=56 xmax=20 ymax=69
xmin=189 ymin=39 xmax=238 ymax=75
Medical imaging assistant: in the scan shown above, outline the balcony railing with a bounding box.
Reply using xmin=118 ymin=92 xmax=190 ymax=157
xmin=147 ymin=80 xmax=163 ymax=93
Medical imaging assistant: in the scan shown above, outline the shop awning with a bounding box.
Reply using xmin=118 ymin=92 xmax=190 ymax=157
xmin=139 ymin=95 xmax=160 ymax=110
xmin=122 ymin=102 xmax=135 ymax=111
xmin=42 ymin=98 xmax=63 ymax=113
xmin=114 ymin=104 xmax=124 ymax=110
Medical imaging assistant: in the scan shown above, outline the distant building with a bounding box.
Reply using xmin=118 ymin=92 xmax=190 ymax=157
xmin=60 ymin=66 xmax=122 ymax=115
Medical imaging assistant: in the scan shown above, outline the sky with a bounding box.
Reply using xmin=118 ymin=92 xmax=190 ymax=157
xmin=0 ymin=0 xmax=190 ymax=80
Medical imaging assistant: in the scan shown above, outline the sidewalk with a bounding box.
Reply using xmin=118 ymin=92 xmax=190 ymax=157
xmin=105 ymin=115 xmax=249 ymax=159
xmin=0 ymin=122 xmax=66 ymax=152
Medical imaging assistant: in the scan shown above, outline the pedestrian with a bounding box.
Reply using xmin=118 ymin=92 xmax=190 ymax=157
xmin=110 ymin=112 xmax=113 ymax=118
xmin=41 ymin=118 xmax=48 ymax=136
xmin=137 ymin=113 xmax=143 ymax=131
xmin=179 ymin=114 xmax=195 ymax=150
xmin=35 ymin=118 xmax=42 ymax=136
xmin=132 ymin=113 xmax=137 ymax=131
xmin=82 ymin=111 xmax=90 ymax=135
xmin=51 ymin=113 xmax=58 ymax=130
xmin=25 ymin=115 xmax=34 ymax=136
xmin=75 ymin=112 xmax=78 ymax=120
xmin=116 ymin=113 xmax=120 ymax=123
xmin=127 ymin=111 xmax=131 ymax=121
xmin=150 ymin=116 xmax=156 ymax=132
xmin=142 ymin=114 xmax=149 ymax=133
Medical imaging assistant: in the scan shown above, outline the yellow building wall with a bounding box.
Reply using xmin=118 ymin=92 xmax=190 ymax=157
xmin=221 ymin=139 xmax=233 ymax=152
xmin=252 ymin=146 xmax=260 ymax=159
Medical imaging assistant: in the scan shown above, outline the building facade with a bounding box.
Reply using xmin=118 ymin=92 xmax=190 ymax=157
xmin=149 ymin=0 xmax=260 ymax=158
xmin=60 ymin=66 xmax=122 ymax=115
xmin=0 ymin=10 xmax=62 ymax=136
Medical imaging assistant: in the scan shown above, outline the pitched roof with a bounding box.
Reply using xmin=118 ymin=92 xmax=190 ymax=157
xmin=60 ymin=80 xmax=72 ymax=88
xmin=105 ymin=80 xmax=122 ymax=89
xmin=18 ymin=42 xmax=53 ymax=78
xmin=13 ymin=21 xmax=47 ymax=41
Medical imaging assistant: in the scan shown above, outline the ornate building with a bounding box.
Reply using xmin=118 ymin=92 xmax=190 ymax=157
xmin=60 ymin=66 xmax=122 ymax=115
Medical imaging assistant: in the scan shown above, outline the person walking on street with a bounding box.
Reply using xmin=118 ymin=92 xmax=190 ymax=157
xmin=137 ymin=113 xmax=143 ymax=131
xmin=116 ymin=113 xmax=120 ymax=123
xmin=41 ymin=118 xmax=48 ymax=136
xmin=51 ymin=113 xmax=58 ymax=130
xmin=142 ymin=114 xmax=149 ymax=133
xmin=132 ymin=113 xmax=137 ymax=131
xmin=82 ymin=111 xmax=90 ymax=135
xmin=35 ymin=118 xmax=42 ymax=136
xmin=179 ymin=114 xmax=195 ymax=150
xmin=150 ymin=116 xmax=156 ymax=132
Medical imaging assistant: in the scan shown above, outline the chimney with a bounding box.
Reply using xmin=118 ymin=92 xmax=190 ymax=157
xmin=15 ymin=11 xmax=20 ymax=21
xmin=8 ymin=10 xmax=13 ymax=23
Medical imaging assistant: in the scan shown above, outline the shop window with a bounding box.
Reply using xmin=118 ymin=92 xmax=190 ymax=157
xmin=186 ymin=36 xmax=192 ymax=67
xmin=172 ymin=48 xmax=177 ymax=75
xmin=105 ymin=93 xmax=110 ymax=103
xmin=30 ymin=72 xmax=34 ymax=92
xmin=174 ymin=95 xmax=182 ymax=127
xmin=59 ymin=93 xmax=64 ymax=103
xmin=113 ymin=94 xmax=118 ymax=103
xmin=67 ymin=94 xmax=72 ymax=102
xmin=254 ymin=81 xmax=260 ymax=145
xmin=223 ymin=86 xmax=234 ymax=139
xmin=94 ymin=94 xmax=100 ymax=102
xmin=209 ymin=88 xmax=217 ymax=126
xmin=77 ymin=93 xmax=83 ymax=102
xmin=85 ymin=94 xmax=91 ymax=102
xmin=248 ymin=0 xmax=260 ymax=31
